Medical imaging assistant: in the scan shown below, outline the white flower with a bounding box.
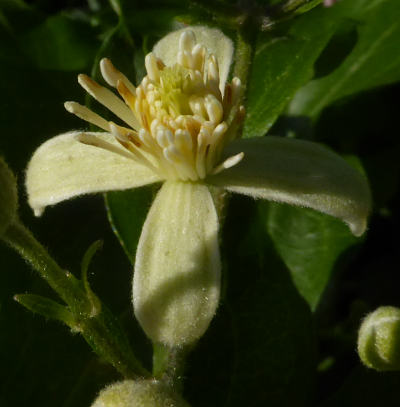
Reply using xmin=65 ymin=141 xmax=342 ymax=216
xmin=26 ymin=26 xmax=371 ymax=346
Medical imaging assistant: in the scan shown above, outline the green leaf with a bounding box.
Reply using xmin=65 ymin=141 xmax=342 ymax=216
xmin=289 ymin=0 xmax=400 ymax=119
xmin=263 ymin=202 xmax=358 ymax=310
xmin=21 ymin=13 xmax=97 ymax=71
xmin=243 ymin=4 xmax=343 ymax=138
xmin=105 ymin=186 xmax=155 ymax=264
xmin=223 ymin=198 xmax=315 ymax=407
xmin=14 ymin=293 xmax=76 ymax=328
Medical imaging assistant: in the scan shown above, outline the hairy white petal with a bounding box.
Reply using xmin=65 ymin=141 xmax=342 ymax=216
xmin=26 ymin=131 xmax=161 ymax=216
xmin=209 ymin=137 xmax=371 ymax=236
xmin=153 ymin=26 xmax=233 ymax=96
xmin=133 ymin=181 xmax=220 ymax=346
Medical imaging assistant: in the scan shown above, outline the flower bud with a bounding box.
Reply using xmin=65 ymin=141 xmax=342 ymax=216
xmin=0 ymin=157 xmax=18 ymax=237
xmin=91 ymin=379 xmax=190 ymax=407
xmin=358 ymin=306 xmax=400 ymax=371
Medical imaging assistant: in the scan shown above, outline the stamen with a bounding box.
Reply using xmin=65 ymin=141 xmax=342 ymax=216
xmin=100 ymin=58 xmax=136 ymax=95
xmin=175 ymin=129 xmax=193 ymax=152
xmin=189 ymin=96 xmax=207 ymax=118
xmin=205 ymin=95 xmax=223 ymax=123
xmin=145 ymin=53 xmax=160 ymax=82
xmin=78 ymin=74 xmax=140 ymax=130
xmin=179 ymin=30 xmax=196 ymax=54
xmin=231 ymin=77 xmax=242 ymax=105
xmin=213 ymin=122 xmax=228 ymax=139
xmin=191 ymin=44 xmax=205 ymax=72
xmin=177 ymin=50 xmax=191 ymax=69
xmin=195 ymin=129 xmax=209 ymax=179
xmin=109 ymin=122 xmax=130 ymax=143
xmin=109 ymin=124 xmax=161 ymax=174
xmin=77 ymin=133 xmax=135 ymax=161
xmin=211 ymin=152 xmax=244 ymax=175
xmin=64 ymin=102 xmax=110 ymax=132
xmin=156 ymin=128 xmax=174 ymax=148
xmin=207 ymin=55 xmax=220 ymax=97
xmin=117 ymin=80 xmax=136 ymax=111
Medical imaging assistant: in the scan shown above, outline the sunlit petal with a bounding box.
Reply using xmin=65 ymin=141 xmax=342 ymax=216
xmin=208 ymin=137 xmax=371 ymax=236
xmin=26 ymin=131 xmax=161 ymax=216
xmin=133 ymin=181 xmax=220 ymax=345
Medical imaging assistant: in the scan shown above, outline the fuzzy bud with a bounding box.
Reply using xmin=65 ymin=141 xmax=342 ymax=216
xmin=358 ymin=306 xmax=400 ymax=371
xmin=91 ymin=379 xmax=190 ymax=407
xmin=0 ymin=157 xmax=18 ymax=237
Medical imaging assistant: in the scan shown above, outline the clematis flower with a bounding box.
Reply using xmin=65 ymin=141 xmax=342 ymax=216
xmin=26 ymin=26 xmax=371 ymax=346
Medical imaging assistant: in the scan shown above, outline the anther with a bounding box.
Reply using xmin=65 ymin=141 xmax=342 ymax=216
xmin=145 ymin=53 xmax=160 ymax=82
xmin=179 ymin=30 xmax=196 ymax=54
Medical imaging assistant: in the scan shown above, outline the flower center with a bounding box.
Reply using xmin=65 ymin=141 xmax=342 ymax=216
xmin=66 ymin=30 xmax=245 ymax=181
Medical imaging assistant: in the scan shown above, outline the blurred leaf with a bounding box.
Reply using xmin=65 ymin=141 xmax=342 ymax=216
xmin=243 ymin=4 xmax=344 ymax=138
xmin=105 ymin=186 xmax=155 ymax=264
xmin=21 ymin=13 xmax=97 ymax=71
xmin=289 ymin=0 xmax=400 ymax=119
xmin=264 ymin=202 xmax=358 ymax=310
xmin=320 ymin=367 xmax=400 ymax=407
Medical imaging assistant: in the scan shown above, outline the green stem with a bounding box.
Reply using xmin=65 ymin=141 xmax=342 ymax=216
xmin=3 ymin=221 xmax=149 ymax=379
xmin=261 ymin=0 xmax=323 ymax=30
xmin=152 ymin=343 xmax=189 ymax=392
xmin=233 ymin=22 xmax=256 ymax=104
xmin=4 ymin=222 xmax=84 ymax=306
xmin=279 ymin=0 xmax=323 ymax=14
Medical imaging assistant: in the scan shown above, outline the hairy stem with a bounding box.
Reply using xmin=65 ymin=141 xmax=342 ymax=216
xmin=153 ymin=343 xmax=189 ymax=392
xmin=233 ymin=21 xmax=256 ymax=103
xmin=3 ymin=221 xmax=149 ymax=379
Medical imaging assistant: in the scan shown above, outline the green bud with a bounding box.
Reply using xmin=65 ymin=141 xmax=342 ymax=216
xmin=358 ymin=306 xmax=400 ymax=371
xmin=91 ymin=380 xmax=190 ymax=407
xmin=0 ymin=157 xmax=18 ymax=237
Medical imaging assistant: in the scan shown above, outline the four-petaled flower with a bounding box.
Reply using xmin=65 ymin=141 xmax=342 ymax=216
xmin=26 ymin=26 xmax=371 ymax=346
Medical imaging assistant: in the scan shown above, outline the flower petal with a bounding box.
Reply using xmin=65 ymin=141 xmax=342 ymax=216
xmin=26 ymin=131 xmax=161 ymax=216
xmin=152 ymin=26 xmax=233 ymax=96
xmin=133 ymin=181 xmax=220 ymax=346
xmin=208 ymin=137 xmax=372 ymax=236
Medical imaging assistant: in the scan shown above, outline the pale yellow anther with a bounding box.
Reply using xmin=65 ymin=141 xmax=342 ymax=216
xmin=189 ymin=96 xmax=206 ymax=118
xmin=175 ymin=129 xmax=193 ymax=152
xmin=231 ymin=77 xmax=242 ymax=104
xmin=145 ymin=53 xmax=160 ymax=82
xmin=213 ymin=122 xmax=228 ymax=138
xmin=212 ymin=152 xmax=244 ymax=175
xmin=179 ymin=30 xmax=196 ymax=53
xmin=192 ymin=44 xmax=205 ymax=72
xmin=208 ymin=55 xmax=219 ymax=82
xmin=100 ymin=58 xmax=136 ymax=95
xmin=77 ymin=133 xmax=135 ymax=161
xmin=64 ymin=102 xmax=111 ymax=132
xmin=205 ymin=95 xmax=223 ymax=123
xmin=78 ymin=74 xmax=140 ymax=131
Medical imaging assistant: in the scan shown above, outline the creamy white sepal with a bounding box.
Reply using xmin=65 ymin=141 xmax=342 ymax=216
xmin=208 ymin=136 xmax=371 ymax=237
xmin=153 ymin=26 xmax=233 ymax=96
xmin=133 ymin=181 xmax=220 ymax=346
xmin=26 ymin=131 xmax=161 ymax=216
